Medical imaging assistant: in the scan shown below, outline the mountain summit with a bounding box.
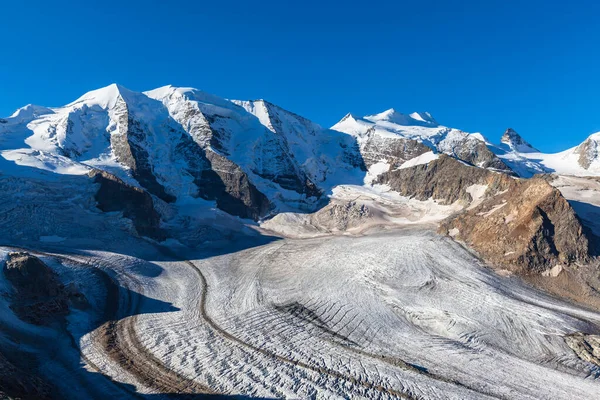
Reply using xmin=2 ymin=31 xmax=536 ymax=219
xmin=500 ymin=128 xmax=538 ymax=152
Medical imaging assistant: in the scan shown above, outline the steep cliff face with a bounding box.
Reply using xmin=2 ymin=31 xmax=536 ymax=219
xmin=201 ymin=151 xmax=271 ymax=220
xmin=376 ymin=154 xmax=589 ymax=272
xmin=89 ymin=169 xmax=165 ymax=239
xmin=439 ymin=177 xmax=589 ymax=272
xmin=148 ymin=87 xmax=365 ymax=208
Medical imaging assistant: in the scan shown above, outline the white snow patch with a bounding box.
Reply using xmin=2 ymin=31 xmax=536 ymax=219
xmin=398 ymin=151 xmax=439 ymax=170
xmin=542 ymin=264 xmax=564 ymax=278
xmin=364 ymin=161 xmax=390 ymax=184
xmin=465 ymin=184 xmax=488 ymax=210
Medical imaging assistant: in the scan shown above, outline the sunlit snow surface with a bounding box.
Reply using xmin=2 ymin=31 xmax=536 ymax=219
xmin=65 ymin=229 xmax=600 ymax=399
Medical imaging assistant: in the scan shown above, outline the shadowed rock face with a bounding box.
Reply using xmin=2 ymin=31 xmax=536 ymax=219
xmin=253 ymin=101 xmax=322 ymax=197
xmin=3 ymin=252 xmax=88 ymax=325
xmin=201 ymin=151 xmax=271 ymax=220
xmin=439 ymin=177 xmax=589 ymax=272
xmin=4 ymin=253 xmax=63 ymax=300
xmin=0 ymin=350 xmax=53 ymax=400
xmin=89 ymin=169 xmax=164 ymax=240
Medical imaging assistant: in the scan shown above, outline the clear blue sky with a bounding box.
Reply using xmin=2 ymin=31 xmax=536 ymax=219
xmin=1 ymin=0 xmax=599 ymax=152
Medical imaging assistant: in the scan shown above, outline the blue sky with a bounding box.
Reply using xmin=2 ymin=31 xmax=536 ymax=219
xmin=1 ymin=0 xmax=599 ymax=152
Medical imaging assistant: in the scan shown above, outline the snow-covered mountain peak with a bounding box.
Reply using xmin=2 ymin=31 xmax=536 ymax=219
xmin=500 ymin=128 xmax=538 ymax=153
xmin=585 ymin=131 xmax=600 ymax=141
xmin=364 ymin=108 xmax=437 ymax=127
xmin=7 ymin=104 xmax=54 ymax=122
xmin=147 ymin=85 xmax=239 ymax=112
xmin=65 ymin=83 xmax=136 ymax=110
xmin=338 ymin=112 xmax=359 ymax=123
xmin=365 ymin=108 xmax=398 ymax=121
xmin=409 ymin=111 xmax=438 ymax=125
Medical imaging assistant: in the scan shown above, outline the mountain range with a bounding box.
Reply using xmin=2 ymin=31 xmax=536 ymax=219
xmin=2 ymin=83 xmax=599 ymax=222
xmin=3 ymin=83 xmax=600 ymax=399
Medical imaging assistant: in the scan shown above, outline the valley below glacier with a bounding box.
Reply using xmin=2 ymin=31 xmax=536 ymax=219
xmin=3 ymin=225 xmax=599 ymax=399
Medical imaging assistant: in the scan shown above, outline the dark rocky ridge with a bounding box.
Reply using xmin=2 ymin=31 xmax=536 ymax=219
xmin=501 ymin=128 xmax=538 ymax=151
xmin=377 ymin=155 xmax=589 ymax=272
xmin=109 ymin=98 xmax=175 ymax=203
xmin=203 ymin=150 xmax=272 ymax=220
xmin=445 ymin=136 xmax=514 ymax=173
xmin=3 ymin=252 xmax=86 ymax=325
xmin=89 ymin=169 xmax=164 ymax=240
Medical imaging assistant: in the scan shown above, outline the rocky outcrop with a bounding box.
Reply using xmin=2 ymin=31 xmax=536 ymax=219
xmin=378 ymin=155 xmax=589 ymax=272
xmin=3 ymin=252 xmax=86 ymax=325
xmin=89 ymin=169 xmax=164 ymax=239
xmin=310 ymin=202 xmax=372 ymax=231
xmin=501 ymin=128 xmax=538 ymax=152
xmin=565 ymin=333 xmax=600 ymax=367
xmin=201 ymin=151 xmax=271 ymax=220
xmin=109 ymin=99 xmax=176 ymax=203
xmin=442 ymin=135 xmax=513 ymax=172
xmin=576 ymin=136 xmax=599 ymax=169
xmin=377 ymin=155 xmax=513 ymax=204
xmin=439 ymin=177 xmax=589 ymax=272
xmin=361 ymin=133 xmax=431 ymax=168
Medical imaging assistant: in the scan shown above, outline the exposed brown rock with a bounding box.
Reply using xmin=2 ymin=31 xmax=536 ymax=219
xmin=450 ymin=138 xmax=514 ymax=173
xmin=377 ymin=155 xmax=513 ymax=204
xmin=4 ymin=253 xmax=63 ymax=299
xmin=89 ymin=169 xmax=164 ymax=240
xmin=439 ymin=177 xmax=589 ymax=272
xmin=378 ymin=155 xmax=590 ymax=272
